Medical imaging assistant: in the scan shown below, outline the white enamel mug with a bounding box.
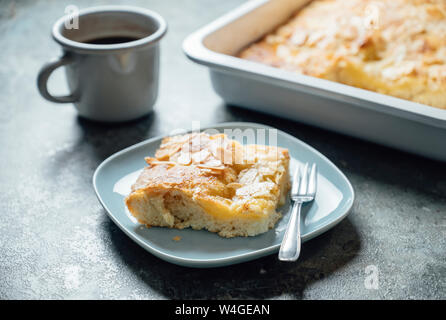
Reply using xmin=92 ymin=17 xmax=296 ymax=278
xmin=37 ymin=6 xmax=167 ymax=122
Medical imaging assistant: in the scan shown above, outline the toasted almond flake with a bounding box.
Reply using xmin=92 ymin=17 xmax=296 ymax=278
xmin=202 ymin=158 xmax=223 ymax=167
xmin=382 ymin=62 xmax=416 ymax=80
xmin=196 ymin=164 xmax=225 ymax=170
xmin=266 ymin=34 xmax=283 ymax=45
xmin=236 ymin=182 xmax=276 ymax=197
xmin=290 ymin=30 xmax=308 ymax=45
xmin=238 ymin=168 xmax=259 ymax=184
xmin=209 ymin=133 xmax=226 ymax=141
xmin=258 ymin=165 xmax=276 ymax=176
xmin=212 ymin=145 xmax=224 ymax=160
xmin=222 ymin=148 xmax=234 ymax=164
xmin=160 ymin=135 xmax=190 ymax=148
xmin=190 ymin=134 xmax=208 ymax=152
xmin=191 ymin=149 xmax=211 ymax=163
xmin=208 ymin=139 xmax=223 ymax=157
xmin=145 ymin=157 xmax=225 ymax=172
xmin=198 ymin=168 xmax=214 ymax=174
xmin=155 ymin=143 xmax=182 ymax=160
xmin=146 ymin=159 xmax=177 ymax=166
xmin=177 ymin=151 xmax=192 ymax=165
xmin=227 ymin=182 xmax=243 ymax=189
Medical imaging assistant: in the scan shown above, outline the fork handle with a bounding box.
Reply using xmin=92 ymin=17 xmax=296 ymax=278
xmin=279 ymin=201 xmax=302 ymax=261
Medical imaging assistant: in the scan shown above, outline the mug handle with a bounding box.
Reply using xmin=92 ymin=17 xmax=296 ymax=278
xmin=37 ymin=53 xmax=78 ymax=103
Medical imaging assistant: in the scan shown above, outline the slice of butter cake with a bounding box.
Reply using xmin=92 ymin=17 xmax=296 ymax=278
xmin=125 ymin=132 xmax=290 ymax=238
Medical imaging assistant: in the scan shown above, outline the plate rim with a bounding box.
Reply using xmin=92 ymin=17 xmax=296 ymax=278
xmin=92 ymin=121 xmax=355 ymax=267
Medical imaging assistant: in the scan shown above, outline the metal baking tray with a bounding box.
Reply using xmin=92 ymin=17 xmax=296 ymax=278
xmin=183 ymin=0 xmax=446 ymax=161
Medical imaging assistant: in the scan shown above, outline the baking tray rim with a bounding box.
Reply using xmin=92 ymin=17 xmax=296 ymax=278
xmin=182 ymin=0 xmax=446 ymax=129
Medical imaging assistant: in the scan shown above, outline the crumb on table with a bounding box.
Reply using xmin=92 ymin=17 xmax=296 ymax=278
xmin=172 ymin=236 xmax=181 ymax=241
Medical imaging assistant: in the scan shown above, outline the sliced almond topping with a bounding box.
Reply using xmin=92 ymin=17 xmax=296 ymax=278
xmin=290 ymin=30 xmax=308 ymax=46
xmin=145 ymin=159 xmax=177 ymax=167
xmin=209 ymin=133 xmax=227 ymax=140
xmin=227 ymin=182 xmax=243 ymax=189
xmin=202 ymin=158 xmax=223 ymax=167
xmin=160 ymin=134 xmax=190 ymax=148
xmin=236 ymin=182 xmax=276 ymax=198
xmin=190 ymin=133 xmax=209 ymax=152
xmin=238 ymin=168 xmax=259 ymax=184
xmin=221 ymin=147 xmax=234 ymax=165
xmin=196 ymin=164 xmax=225 ymax=170
xmin=177 ymin=151 xmax=192 ymax=165
xmin=155 ymin=143 xmax=182 ymax=160
xmin=191 ymin=149 xmax=211 ymax=163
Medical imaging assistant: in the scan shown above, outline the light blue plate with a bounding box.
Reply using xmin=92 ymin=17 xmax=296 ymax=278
xmin=93 ymin=122 xmax=354 ymax=268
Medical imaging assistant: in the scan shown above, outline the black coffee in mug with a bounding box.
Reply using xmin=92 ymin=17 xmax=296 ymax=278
xmin=84 ymin=36 xmax=140 ymax=45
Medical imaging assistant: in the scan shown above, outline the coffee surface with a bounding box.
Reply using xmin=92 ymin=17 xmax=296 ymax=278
xmin=84 ymin=36 xmax=140 ymax=45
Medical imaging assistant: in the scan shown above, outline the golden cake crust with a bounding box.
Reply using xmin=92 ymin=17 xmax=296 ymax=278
xmin=238 ymin=0 xmax=446 ymax=109
xmin=125 ymin=132 xmax=290 ymax=237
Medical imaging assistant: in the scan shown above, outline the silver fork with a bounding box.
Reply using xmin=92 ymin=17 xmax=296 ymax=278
xmin=279 ymin=163 xmax=317 ymax=261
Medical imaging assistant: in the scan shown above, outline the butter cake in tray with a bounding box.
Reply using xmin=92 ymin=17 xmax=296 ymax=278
xmin=239 ymin=0 xmax=446 ymax=110
xmin=125 ymin=132 xmax=290 ymax=238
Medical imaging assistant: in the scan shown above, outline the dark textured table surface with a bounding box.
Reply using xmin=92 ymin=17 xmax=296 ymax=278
xmin=1 ymin=0 xmax=445 ymax=300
